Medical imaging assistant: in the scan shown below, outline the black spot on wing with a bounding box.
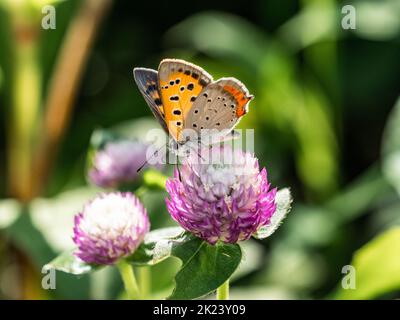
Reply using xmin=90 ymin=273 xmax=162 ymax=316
xmin=199 ymin=79 xmax=208 ymax=87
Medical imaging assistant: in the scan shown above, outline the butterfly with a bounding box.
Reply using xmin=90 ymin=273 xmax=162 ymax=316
xmin=133 ymin=59 xmax=254 ymax=147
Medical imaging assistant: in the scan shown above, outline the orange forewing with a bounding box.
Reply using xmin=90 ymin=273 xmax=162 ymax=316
xmin=159 ymin=71 xmax=205 ymax=141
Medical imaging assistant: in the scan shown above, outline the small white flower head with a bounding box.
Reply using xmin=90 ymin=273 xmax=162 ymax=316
xmin=73 ymin=192 xmax=150 ymax=265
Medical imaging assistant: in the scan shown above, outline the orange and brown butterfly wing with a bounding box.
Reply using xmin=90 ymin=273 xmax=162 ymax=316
xmin=158 ymin=59 xmax=213 ymax=142
xmin=134 ymin=67 xmax=167 ymax=132
xmin=185 ymin=77 xmax=254 ymax=133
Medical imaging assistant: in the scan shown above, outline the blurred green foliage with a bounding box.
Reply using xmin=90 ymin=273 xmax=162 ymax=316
xmin=333 ymin=227 xmax=400 ymax=299
xmin=0 ymin=0 xmax=400 ymax=299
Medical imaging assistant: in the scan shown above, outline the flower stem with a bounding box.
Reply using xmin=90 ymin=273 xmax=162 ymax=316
xmin=135 ymin=186 xmax=148 ymax=200
xmin=117 ymin=259 xmax=140 ymax=300
xmin=137 ymin=266 xmax=151 ymax=299
xmin=216 ymin=279 xmax=229 ymax=300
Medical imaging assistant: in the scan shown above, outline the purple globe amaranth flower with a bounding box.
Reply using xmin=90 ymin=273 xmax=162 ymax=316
xmin=88 ymin=140 xmax=162 ymax=188
xmin=73 ymin=192 xmax=150 ymax=265
xmin=166 ymin=145 xmax=280 ymax=245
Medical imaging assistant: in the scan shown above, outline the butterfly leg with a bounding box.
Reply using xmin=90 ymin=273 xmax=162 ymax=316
xmin=176 ymin=157 xmax=182 ymax=182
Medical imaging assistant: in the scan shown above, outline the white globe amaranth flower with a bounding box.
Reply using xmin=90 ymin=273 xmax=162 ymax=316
xmin=73 ymin=192 xmax=150 ymax=265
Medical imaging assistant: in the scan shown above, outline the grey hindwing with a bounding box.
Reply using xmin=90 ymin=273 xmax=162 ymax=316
xmin=133 ymin=67 xmax=168 ymax=133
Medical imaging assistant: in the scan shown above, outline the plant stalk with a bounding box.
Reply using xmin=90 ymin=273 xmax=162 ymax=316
xmin=117 ymin=259 xmax=140 ymax=300
xmin=216 ymin=279 xmax=229 ymax=300
xmin=137 ymin=266 xmax=151 ymax=299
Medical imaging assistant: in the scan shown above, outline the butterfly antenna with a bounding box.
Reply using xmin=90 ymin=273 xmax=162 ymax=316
xmin=136 ymin=143 xmax=166 ymax=173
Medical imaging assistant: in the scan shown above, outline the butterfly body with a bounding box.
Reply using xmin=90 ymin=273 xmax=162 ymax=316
xmin=134 ymin=59 xmax=253 ymax=145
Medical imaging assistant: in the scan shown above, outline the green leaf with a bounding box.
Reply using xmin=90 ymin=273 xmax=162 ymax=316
xmin=45 ymin=250 xmax=100 ymax=275
xmin=382 ymin=96 xmax=400 ymax=196
xmin=165 ymin=12 xmax=269 ymax=71
xmin=333 ymin=227 xmax=400 ymax=299
xmin=129 ymin=227 xmax=242 ymax=299
xmin=128 ymin=227 xmax=187 ymax=265
xmin=6 ymin=209 xmax=55 ymax=268
xmin=169 ymin=238 xmax=241 ymax=300
xmin=254 ymin=188 xmax=293 ymax=239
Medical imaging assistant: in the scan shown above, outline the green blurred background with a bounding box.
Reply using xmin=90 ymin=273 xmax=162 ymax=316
xmin=0 ymin=0 xmax=400 ymax=299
